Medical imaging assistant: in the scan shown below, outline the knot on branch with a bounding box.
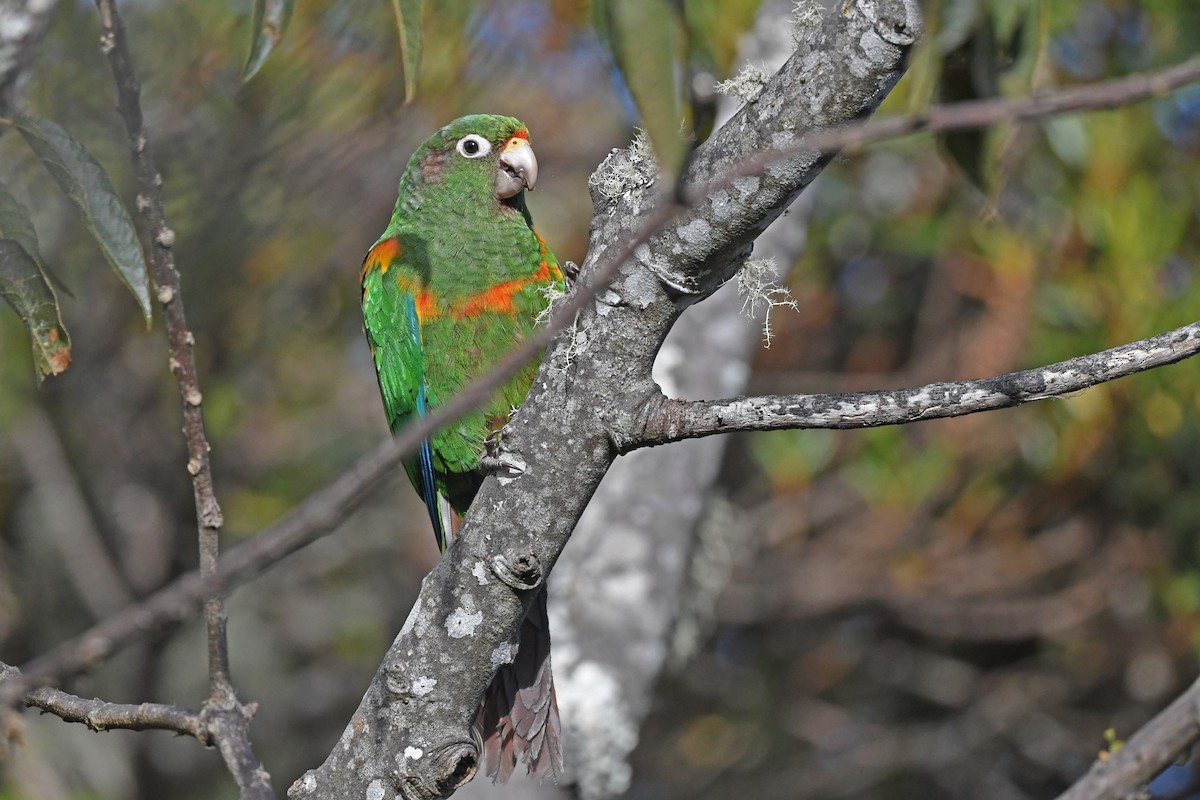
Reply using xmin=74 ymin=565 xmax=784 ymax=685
xmin=611 ymin=389 xmax=676 ymax=454
xmin=394 ymin=739 xmax=478 ymax=800
xmin=871 ymin=0 xmax=922 ymax=46
xmin=490 ymin=553 xmax=543 ymax=591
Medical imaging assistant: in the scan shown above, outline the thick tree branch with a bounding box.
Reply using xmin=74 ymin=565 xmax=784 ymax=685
xmin=633 ymin=319 xmax=1200 ymax=446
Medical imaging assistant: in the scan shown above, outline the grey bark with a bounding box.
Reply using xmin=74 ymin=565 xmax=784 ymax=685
xmin=289 ymin=2 xmax=922 ymax=799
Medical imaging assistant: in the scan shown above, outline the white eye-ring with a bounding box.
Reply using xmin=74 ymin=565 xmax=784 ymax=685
xmin=456 ymin=134 xmax=492 ymax=159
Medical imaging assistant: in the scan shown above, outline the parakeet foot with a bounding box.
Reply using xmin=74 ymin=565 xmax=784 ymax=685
xmin=480 ymin=430 xmax=526 ymax=477
xmin=562 ymin=260 xmax=580 ymax=288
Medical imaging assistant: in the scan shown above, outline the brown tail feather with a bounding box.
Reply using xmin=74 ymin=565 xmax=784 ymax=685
xmin=477 ymin=588 xmax=562 ymax=781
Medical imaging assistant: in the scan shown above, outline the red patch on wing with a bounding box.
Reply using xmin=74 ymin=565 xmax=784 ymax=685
xmin=414 ymin=290 xmax=439 ymax=322
xmin=453 ymin=256 xmax=558 ymax=318
xmin=363 ymin=237 xmax=441 ymax=323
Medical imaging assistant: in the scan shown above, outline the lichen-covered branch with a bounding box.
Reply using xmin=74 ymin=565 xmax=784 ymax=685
xmin=633 ymin=319 xmax=1200 ymax=447
xmin=290 ymin=3 xmax=922 ymax=799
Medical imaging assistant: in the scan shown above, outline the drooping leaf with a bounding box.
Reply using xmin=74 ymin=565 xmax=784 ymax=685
xmin=0 ymin=190 xmax=71 ymax=380
xmin=0 ymin=182 xmax=44 ymax=268
xmin=390 ymin=0 xmax=423 ymax=103
xmin=242 ymin=0 xmax=295 ymax=81
xmin=13 ymin=113 xmax=152 ymax=324
xmin=682 ymin=0 xmax=762 ymax=143
xmin=938 ymin=13 xmax=997 ymax=188
xmin=594 ymin=0 xmax=690 ymax=180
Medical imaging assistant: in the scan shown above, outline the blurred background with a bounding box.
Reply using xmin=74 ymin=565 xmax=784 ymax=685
xmin=1 ymin=0 xmax=1199 ymax=798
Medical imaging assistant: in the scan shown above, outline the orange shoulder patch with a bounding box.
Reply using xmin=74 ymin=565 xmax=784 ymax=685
xmin=362 ymin=237 xmax=402 ymax=283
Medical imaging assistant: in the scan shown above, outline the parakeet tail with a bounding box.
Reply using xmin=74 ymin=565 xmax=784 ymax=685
xmin=477 ymin=587 xmax=562 ymax=782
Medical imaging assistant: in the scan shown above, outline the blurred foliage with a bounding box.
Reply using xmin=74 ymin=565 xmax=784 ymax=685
xmin=636 ymin=1 xmax=1200 ymax=798
xmin=0 ymin=0 xmax=1198 ymax=799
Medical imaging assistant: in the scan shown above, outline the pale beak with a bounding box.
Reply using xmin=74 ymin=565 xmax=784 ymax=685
xmin=496 ymin=137 xmax=538 ymax=199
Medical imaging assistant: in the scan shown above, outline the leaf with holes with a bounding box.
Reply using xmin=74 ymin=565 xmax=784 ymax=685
xmin=0 ymin=187 xmax=71 ymax=380
xmin=242 ymin=0 xmax=295 ymax=80
xmin=13 ymin=113 xmax=151 ymax=325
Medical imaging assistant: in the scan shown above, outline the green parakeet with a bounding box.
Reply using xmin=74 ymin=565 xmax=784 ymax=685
xmin=360 ymin=114 xmax=564 ymax=781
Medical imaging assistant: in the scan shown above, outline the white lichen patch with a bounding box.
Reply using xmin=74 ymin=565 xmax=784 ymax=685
xmin=732 ymin=175 xmax=760 ymax=197
xmin=737 ymin=257 xmax=799 ymax=348
xmin=588 ymin=129 xmax=658 ymax=209
xmin=491 ymin=642 xmax=515 ymax=670
xmin=411 ymin=676 xmax=437 ymax=697
xmin=534 ymin=280 xmax=566 ymax=327
xmin=403 ymin=746 xmax=424 ymax=761
xmin=544 ymin=311 xmax=585 ymax=371
xmin=677 ymin=218 xmax=711 ymax=247
xmin=714 ymin=64 xmax=769 ymax=104
xmin=445 ymin=606 xmax=483 ymax=638
xmin=365 ymin=778 xmax=387 ymax=800
xmin=791 ymin=0 xmax=823 ymax=45
xmin=398 ymin=597 xmax=427 ymax=642
xmin=472 ymin=560 xmax=489 ymax=585
xmin=710 ymin=189 xmax=733 ymax=220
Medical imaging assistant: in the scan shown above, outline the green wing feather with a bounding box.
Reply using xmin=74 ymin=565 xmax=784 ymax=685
xmin=362 ymin=234 xmax=451 ymax=549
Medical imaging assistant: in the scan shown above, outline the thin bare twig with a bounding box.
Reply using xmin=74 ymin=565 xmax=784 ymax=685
xmin=738 ymin=54 xmax=1200 ymax=171
xmin=92 ymin=0 xmax=228 ymax=694
xmin=91 ymin=1 xmax=272 ymax=798
xmin=635 ymin=320 xmax=1200 ymax=446
xmin=0 ymin=662 xmax=207 ymax=739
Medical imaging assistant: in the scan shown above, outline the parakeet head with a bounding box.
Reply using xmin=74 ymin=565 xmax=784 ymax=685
xmin=399 ymin=114 xmax=539 ymax=215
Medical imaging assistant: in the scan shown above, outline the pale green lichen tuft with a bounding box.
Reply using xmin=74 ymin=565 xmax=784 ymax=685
xmin=791 ymin=0 xmax=823 ymax=45
xmin=714 ymin=64 xmax=769 ymax=105
xmin=537 ymin=282 xmax=584 ymax=370
xmin=737 ymin=257 xmax=798 ymax=348
xmin=588 ymin=129 xmax=658 ymax=206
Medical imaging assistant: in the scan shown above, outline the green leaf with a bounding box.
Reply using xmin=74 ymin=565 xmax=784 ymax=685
xmin=13 ymin=113 xmax=152 ymax=324
xmin=595 ymin=0 xmax=690 ymax=179
xmin=0 ymin=186 xmax=71 ymax=379
xmin=937 ymin=12 xmax=998 ymax=188
xmin=390 ymin=0 xmax=423 ymax=103
xmin=242 ymin=0 xmax=295 ymax=81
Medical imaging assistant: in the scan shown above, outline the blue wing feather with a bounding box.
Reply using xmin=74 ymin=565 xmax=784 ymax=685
xmin=362 ymin=235 xmax=449 ymax=554
xmin=406 ymin=295 xmax=447 ymax=552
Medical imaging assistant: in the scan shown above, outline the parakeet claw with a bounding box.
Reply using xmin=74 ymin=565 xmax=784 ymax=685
xmin=480 ymin=451 xmax=526 ymax=479
xmin=562 ymin=260 xmax=580 ymax=287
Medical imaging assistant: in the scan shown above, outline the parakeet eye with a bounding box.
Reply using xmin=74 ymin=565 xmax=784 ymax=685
xmin=457 ymin=134 xmax=492 ymax=159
